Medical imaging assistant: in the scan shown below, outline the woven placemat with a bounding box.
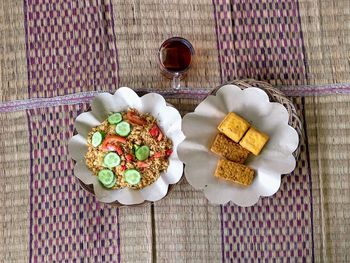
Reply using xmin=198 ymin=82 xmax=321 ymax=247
xmin=0 ymin=0 xmax=348 ymax=261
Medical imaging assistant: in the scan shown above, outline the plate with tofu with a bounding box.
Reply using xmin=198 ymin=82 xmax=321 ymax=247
xmin=178 ymin=85 xmax=299 ymax=206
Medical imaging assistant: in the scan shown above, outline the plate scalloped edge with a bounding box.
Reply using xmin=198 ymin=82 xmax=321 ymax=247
xmin=178 ymin=85 xmax=299 ymax=207
xmin=68 ymin=87 xmax=185 ymax=205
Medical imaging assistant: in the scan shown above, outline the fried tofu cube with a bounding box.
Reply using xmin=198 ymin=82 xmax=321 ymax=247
xmin=210 ymin=133 xmax=250 ymax=164
xmin=214 ymin=159 xmax=255 ymax=186
xmin=239 ymin=127 xmax=269 ymax=156
xmin=218 ymin=112 xmax=250 ymax=142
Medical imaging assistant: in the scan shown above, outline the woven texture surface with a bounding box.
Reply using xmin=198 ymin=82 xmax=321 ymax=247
xmin=299 ymin=0 xmax=350 ymax=84
xmin=112 ymin=0 xmax=221 ymax=90
xmin=214 ymin=0 xmax=306 ymax=85
xmin=0 ymin=0 xmax=349 ymax=262
xmin=0 ymin=0 xmax=28 ymax=102
xmin=0 ymin=112 xmax=30 ymax=262
xmin=305 ymin=95 xmax=350 ymax=263
xmin=27 ymin=105 xmax=120 ymax=262
xmin=26 ymin=0 xmax=118 ymax=98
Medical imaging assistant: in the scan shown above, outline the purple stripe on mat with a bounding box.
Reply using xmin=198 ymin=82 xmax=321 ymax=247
xmin=0 ymin=92 xmax=99 ymax=113
xmin=220 ymin=206 xmax=225 ymax=263
xmin=25 ymin=0 xmax=118 ymax=98
xmin=26 ymin=105 xmax=121 ymax=262
xmin=0 ymin=89 xmax=209 ymax=113
xmin=212 ymin=0 xmax=312 ymax=261
xmin=1 ymin=83 xmax=350 ymax=113
xmin=23 ymin=0 xmax=121 ymax=262
xmin=214 ymin=0 xmax=306 ymax=85
xmin=279 ymin=83 xmax=350 ymax=96
xmin=25 ymin=110 xmax=34 ymax=263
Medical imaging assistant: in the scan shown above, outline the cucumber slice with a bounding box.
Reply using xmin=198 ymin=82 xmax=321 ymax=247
xmin=135 ymin=145 xmax=150 ymax=161
xmin=98 ymin=169 xmax=115 ymax=186
xmin=115 ymin=121 xmax=131 ymax=137
xmin=103 ymin=177 xmax=117 ymax=189
xmin=91 ymin=131 xmax=104 ymax=147
xmin=103 ymin=152 xmax=121 ymax=168
xmin=108 ymin=112 xmax=122 ymax=124
xmin=124 ymin=169 xmax=141 ymax=185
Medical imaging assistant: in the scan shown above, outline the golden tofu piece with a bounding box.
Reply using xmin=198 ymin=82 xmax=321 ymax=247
xmin=239 ymin=127 xmax=269 ymax=156
xmin=218 ymin=112 xmax=250 ymax=142
xmin=210 ymin=133 xmax=250 ymax=164
xmin=214 ymin=159 xmax=255 ymax=186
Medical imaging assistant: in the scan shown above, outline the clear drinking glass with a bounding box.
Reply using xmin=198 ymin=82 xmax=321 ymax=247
xmin=158 ymin=37 xmax=195 ymax=90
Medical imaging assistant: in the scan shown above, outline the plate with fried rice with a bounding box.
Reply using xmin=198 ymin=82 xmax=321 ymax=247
xmin=68 ymin=87 xmax=184 ymax=205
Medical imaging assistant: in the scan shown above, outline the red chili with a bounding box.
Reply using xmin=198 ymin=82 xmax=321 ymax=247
xmin=149 ymin=123 xmax=159 ymax=137
xmin=165 ymin=149 xmax=173 ymax=156
xmin=125 ymin=154 xmax=133 ymax=162
xmin=121 ymin=165 xmax=127 ymax=171
xmin=153 ymin=152 xmax=162 ymax=158
xmin=115 ymin=146 xmax=123 ymax=155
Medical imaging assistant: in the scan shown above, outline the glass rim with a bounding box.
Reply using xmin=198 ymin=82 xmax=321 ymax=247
xmin=158 ymin=36 xmax=195 ymax=75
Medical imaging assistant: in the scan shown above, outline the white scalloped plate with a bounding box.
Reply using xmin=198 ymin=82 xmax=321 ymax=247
xmin=68 ymin=87 xmax=185 ymax=205
xmin=178 ymin=85 xmax=299 ymax=207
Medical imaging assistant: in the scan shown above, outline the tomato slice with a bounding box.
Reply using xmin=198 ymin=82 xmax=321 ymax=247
xmin=137 ymin=161 xmax=150 ymax=168
xmin=127 ymin=111 xmax=147 ymax=126
xmin=105 ymin=135 xmax=127 ymax=144
xmin=102 ymin=143 xmax=118 ymax=152
xmin=101 ymin=135 xmax=127 ymax=151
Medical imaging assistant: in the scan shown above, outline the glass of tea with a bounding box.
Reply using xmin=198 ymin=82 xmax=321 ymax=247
xmin=158 ymin=37 xmax=195 ymax=90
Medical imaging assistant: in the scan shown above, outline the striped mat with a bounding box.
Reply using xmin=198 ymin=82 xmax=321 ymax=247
xmin=0 ymin=0 xmax=349 ymax=262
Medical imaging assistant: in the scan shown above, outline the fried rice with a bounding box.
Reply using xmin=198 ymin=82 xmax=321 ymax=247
xmin=85 ymin=108 xmax=173 ymax=190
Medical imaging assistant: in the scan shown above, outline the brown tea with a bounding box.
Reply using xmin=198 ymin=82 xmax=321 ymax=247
xmin=159 ymin=38 xmax=193 ymax=73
